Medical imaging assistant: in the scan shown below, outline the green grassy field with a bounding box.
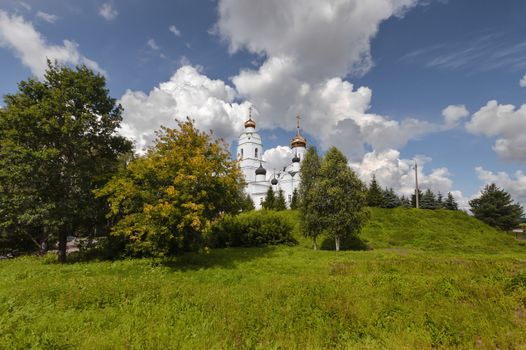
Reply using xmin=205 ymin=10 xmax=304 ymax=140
xmin=1 ymin=209 xmax=525 ymax=349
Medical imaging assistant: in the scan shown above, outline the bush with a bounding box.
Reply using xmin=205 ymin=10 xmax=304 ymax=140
xmin=210 ymin=210 xmax=297 ymax=248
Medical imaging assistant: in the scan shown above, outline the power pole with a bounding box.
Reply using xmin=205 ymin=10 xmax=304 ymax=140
xmin=414 ymin=161 xmax=420 ymax=209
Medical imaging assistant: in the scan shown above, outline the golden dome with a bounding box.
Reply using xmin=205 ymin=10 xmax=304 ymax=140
xmin=290 ymin=115 xmax=307 ymax=148
xmin=244 ymin=106 xmax=256 ymax=129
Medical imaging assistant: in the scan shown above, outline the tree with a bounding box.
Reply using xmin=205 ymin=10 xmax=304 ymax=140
xmin=411 ymin=189 xmax=424 ymax=208
xmin=436 ymin=192 xmax=444 ymax=209
xmin=443 ymin=192 xmax=458 ymax=211
xmin=382 ymin=188 xmax=401 ymax=208
xmin=97 ymin=119 xmax=244 ymax=256
xmin=262 ymin=187 xmax=276 ymax=210
xmin=0 ymin=62 xmax=132 ymax=262
xmin=240 ymin=193 xmax=255 ymax=212
xmin=420 ymin=189 xmax=438 ymax=210
xmin=298 ymin=146 xmax=323 ymax=249
xmin=290 ymin=188 xmax=300 ymax=210
xmin=274 ymin=189 xmax=287 ymax=211
xmin=367 ymin=174 xmax=385 ymax=207
xmin=400 ymin=195 xmax=412 ymax=208
xmin=469 ymin=183 xmax=524 ymax=231
xmin=317 ymin=147 xmax=368 ymax=251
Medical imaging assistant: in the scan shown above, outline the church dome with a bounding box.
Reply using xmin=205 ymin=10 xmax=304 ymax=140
xmin=290 ymin=115 xmax=307 ymax=148
xmin=271 ymin=178 xmax=278 ymax=185
xmin=244 ymin=118 xmax=256 ymax=129
xmin=255 ymin=162 xmax=266 ymax=176
xmin=292 ymin=153 xmax=300 ymax=163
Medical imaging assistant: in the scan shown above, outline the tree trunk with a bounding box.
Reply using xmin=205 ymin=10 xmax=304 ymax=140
xmin=335 ymin=236 xmax=340 ymax=251
xmin=312 ymin=237 xmax=317 ymax=250
xmin=58 ymin=231 xmax=67 ymax=263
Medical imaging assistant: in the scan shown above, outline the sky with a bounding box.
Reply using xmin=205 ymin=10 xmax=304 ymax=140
xmin=1 ymin=0 xmax=525 ymax=210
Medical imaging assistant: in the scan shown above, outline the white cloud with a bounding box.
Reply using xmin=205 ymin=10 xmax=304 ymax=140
xmin=36 ymin=11 xmax=58 ymax=23
xmin=466 ymin=100 xmax=526 ymax=162
xmin=520 ymin=74 xmax=526 ymax=87
xmin=119 ymin=65 xmax=250 ymax=152
xmin=18 ymin=2 xmax=31 ymax=11
xmin=475 ymin=167 xmax=526 ymax=209
xmin=147 ymin=38 xmax=160 ymax=50
xmin=263 ymin=146 xmax=295 ymax=172
xmin=0 ymin=11 xmax=105 ymax=78
xmin=99 ymin=3 xmax=118 ymax=21
xmin=169 ymin=25 xmax=181 ymax=36
xmin=442 ymin=104 xmax=469 ymax=127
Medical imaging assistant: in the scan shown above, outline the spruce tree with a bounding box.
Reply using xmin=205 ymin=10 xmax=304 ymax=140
xmin=400 ymin=195 xmax=412 ymax=208
xmin=411 ymin=189 xmax=424 ymax=208
xmin=275 ymin=189 xmax=287 ymax=211
xmin=420 ymin=189 xmax=437 ymax=210
xmin=262 ymin=187 xmax=276 ymax=210
xmin=444 ymin=192 xmax=458 ymax=211
xmin=469 ymin=183 xmax=524 ymax=231
xmin=367 ymin=174 xmax=385 ymax=207
xmin=436 ymin=192 xmax=444 ymax=209
xmin=290 ymin=188 xmax=300 ymax=210
xmin=241 ymin=193 xmax=255 ymax=211
xmin=382 ymin=188 xmax=401 ymax=208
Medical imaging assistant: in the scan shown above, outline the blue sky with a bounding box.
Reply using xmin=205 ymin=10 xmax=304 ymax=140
xmin=0 ymin=0 xmax=525 ymax=208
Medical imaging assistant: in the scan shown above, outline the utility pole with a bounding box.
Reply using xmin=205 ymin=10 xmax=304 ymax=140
xmin=414 ymin=161 xmax=420 ymax=209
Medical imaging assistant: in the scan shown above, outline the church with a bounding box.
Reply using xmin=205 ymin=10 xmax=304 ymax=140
xmin=237 ymin=110 xmax=307 ymax=209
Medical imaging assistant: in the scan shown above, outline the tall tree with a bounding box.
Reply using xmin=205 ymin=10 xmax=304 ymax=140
xmin=366 ymin=174 xmax=385 ymax=207
xmin=290 ymin=188 xmax=300 ymax=210
xmin=241 ymin=193 xmax=255 ymax=212
xmin=411 ymin=189 xmax=424 ymax=208
xmin=382 ymin=188 xmax=401 ymax=208
xmin=274 ymin=189 xmax=287 ymax=211
xmin=0 ymin=62 xmax=132 ymax=262
xmin=298 ymin=146 xmax=323 ymax=249
xmin=469 ymin=183 xmax=524 ymax=231
xmin=420 ymin=189 xmax=438 ymax=210
xmin=443 ymin=192 xmax=459 ymax=211
xmin=262 ymin=187 xmax=276 ymax=210
xmin=317 ymin=147 xmax=368 ymax=251
xmin=97 ymin=119 xmax=244 ymax=256
xmin=400 ymin=195 xmax=412 ymax=208
xmin=436 ymin=192 xmax=444 ymax=209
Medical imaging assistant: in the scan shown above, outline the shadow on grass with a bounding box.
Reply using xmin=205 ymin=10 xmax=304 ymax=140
xmin=320 ymin=235 xmax=371 ymax=251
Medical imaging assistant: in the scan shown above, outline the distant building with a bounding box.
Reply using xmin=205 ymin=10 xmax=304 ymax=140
xmin=237 ymin=111 xmax=307 ymax=209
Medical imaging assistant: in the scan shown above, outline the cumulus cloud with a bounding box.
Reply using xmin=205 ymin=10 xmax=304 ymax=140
xmin=0 ymin=11 xmax=105 ymax=78
xmin=520 ymin=74 xmax=526 ymax=87
xmin=119 ymin=65 xmax=250 ymax=151
xmin=99 ymin=3 xmax=118 ymax=21
xmin=169 ymin=25 xmax=181 ymax=36
xmin=36 ymin=11 xmax=58 ymax=23
xmin=263 ymin=146 xmax=295 ymax=172
xmin=147 ymin=38 xmax=160 ymax=50
xmin=442 ymin=104 xmax=469 ymax=127
xmin=466 ymin=100 xmax=526 ymax=162
xmin=475 ymin=167 xmax=526 ymax=209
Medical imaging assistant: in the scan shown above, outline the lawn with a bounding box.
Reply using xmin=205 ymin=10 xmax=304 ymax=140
xmin=1 ymin=209 xmax=525 ymax=349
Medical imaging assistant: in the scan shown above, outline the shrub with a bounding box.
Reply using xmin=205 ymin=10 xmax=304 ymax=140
xmin=210 ymin=210 xmax=297 ymax=248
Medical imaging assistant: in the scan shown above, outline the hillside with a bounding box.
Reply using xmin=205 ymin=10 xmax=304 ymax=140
xmin=280 ymin=208 xmax=523 ymax=253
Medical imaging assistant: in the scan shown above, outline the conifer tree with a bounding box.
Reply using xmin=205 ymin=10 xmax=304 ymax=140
xmin=469 ymin=183 xmax=524 ymax=231
xmin=420 ymin=189 xmax=438 ymax=210
xmin=382 ymin=188 xmax=401 ymax=208
xmin=299 ymin=147 xmax=323 ymax=249
xmin=275 ymin=189 xmax=287 ymax=211
xmin=367 ymin=174 xmax=385 ymax=207
xmin=262 ymin=187 xmax=276 ymax=210
xmin=411 ymin=189 xmax=424 ymax=208
xmin=436 ymin=192 xmax=444 ymax=209
xmin=400 ymin=195 xmax=412 ymax=208
xmin=241 ymin=193 xmax=255 ymax=211
xmin=290 ymin=188 xmax=300 ymax=210
xmin=444 ymin=192 xmax=459 ymax=211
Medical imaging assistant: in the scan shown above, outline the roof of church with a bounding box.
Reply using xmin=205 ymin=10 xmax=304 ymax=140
xmin=290 ymin=115 xmax=307 ymax=148
xmin=244 ymin=106 xmax=256 ymax=129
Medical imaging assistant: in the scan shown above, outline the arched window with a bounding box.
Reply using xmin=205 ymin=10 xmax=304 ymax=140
xmin=255 ymin=148 xmax=258 ymax=158
xmin=240 ymin=148 xmax=244 ymax=159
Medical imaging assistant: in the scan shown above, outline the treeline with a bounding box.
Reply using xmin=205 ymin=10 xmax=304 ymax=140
xmin=366 ymin=175 xmax=459 ymax=210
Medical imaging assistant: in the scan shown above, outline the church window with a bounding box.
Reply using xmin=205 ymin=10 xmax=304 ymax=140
xmin=240 ymin=148 xmax=244 ymax=159
xmin=255 ymin=148 xmax=258 ymax=158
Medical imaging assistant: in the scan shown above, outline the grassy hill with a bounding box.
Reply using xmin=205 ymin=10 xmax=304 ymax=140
xmin=1 ymin=209 xmax=525 ymax=349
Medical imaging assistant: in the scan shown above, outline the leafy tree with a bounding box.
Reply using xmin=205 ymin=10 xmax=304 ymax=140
xmin=382 ymin=188 xmax=401 ymax=208
xmin=274 ymin=189 xmax=287 ymax=211
xmin=241 ymin=193 xmax=255 ymax=212
xmin=0 ymin=62 xmax=132 ymax=262
xmin=96 ymin=119 xmax=244 ymax=256
xmin=367 ymin=174 xmax=385 ymax=207
xmin=444 ymin=192 xmax=459 ymax=211
xmin=299 ymin=146 xmax=323 ymax=249
xmin=262 ymin=187 xmax=276 ymax=210
xmin=317 ymin=147 xmax=368 ymax=251
xmin=420 ymin=189 xmax=438 ymax=210
xmin=290 ymin=188 xmax=300 ymax=210
xmin=411 ymin=189 xmax=424 ymax=208
xmin=469 ymin=183 xmax=524 ymax=231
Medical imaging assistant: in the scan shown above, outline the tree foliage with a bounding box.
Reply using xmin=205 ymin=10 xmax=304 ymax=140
xmin=0 ymin=62 xmax=132 ymax=261
xmin=443 ymin=192 xmax=459 ymax=211
xmin=420 ymin=189 xmax=438 ymax=210
xmin=382 ymin=188 xmax=401 ymax=208
xmin=469 ymin=183 xmax=524 ymax=231
xmin=240 ymin=193 xmax=255 ymax=212
xmin=290 ymin=188 xmax=300 ymax=210
xmin=316 ymin=147 xmax=368 ymax=251
xmin=96 ymin=119 xmax=244 ymax=257
xmin=262 ymin=187 xmax=276 ymax=210
xmin=366 ymin=175 xmax=385 ymax=207
xmin=298 ymin=146 xmax=323 ymax=249
xmin=274 ymin=189 xmax=287 ymax=211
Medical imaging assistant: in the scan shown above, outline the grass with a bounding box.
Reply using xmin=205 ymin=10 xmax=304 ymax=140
xmin=1 ymin=209 xmax=526 ymax=349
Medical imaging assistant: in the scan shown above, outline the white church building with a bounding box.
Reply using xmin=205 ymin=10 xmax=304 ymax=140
xmin=237 ymin=112 xmax=307 ymax=209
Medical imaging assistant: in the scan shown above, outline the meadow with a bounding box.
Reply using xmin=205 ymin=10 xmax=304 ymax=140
xmin=1 ymin=209 xmax=525 ymax=349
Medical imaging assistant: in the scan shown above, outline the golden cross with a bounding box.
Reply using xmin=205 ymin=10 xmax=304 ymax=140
xmin=249 ymin=106 xmax=253 ymax=119
xmin=296 ymin=115 xmax=301 ymax=130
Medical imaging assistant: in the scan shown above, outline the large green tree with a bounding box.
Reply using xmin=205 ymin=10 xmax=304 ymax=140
xmin=420 ymin=189 xmax=438 ymax=210
xmin=443 ymin=192 xmax=458 ymax=211
xmin=366 ymin=175 xmax=385 ymax=207
xmin=298 ymin=146 xmax=323 ymax=249
xmin=274 ymin=189 xmax=287 ymax=211
xmin=469 ymin=183 xmax=524 ymax=231
xmin=317 ymin=147 xmax=368 ymax=251
xmin=0 ymin=62 xmax=132 ymax=262
xmin=262 ymin=187 xmax=276 ymax=210
xmin=97 ymin=119 xmax=244 ymax=256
